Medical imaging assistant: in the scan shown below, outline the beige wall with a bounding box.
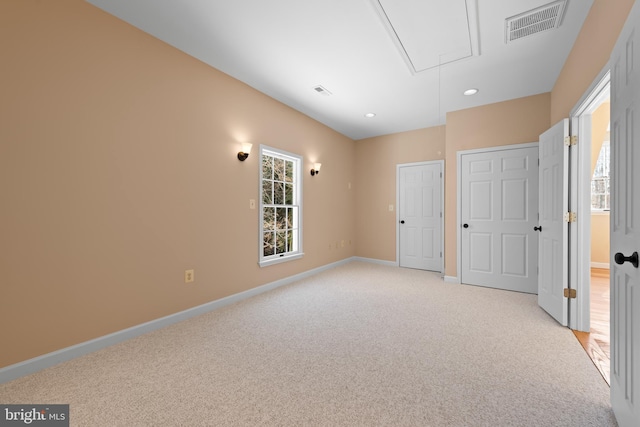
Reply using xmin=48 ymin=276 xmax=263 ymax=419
xmin=2 ymin=0 xmax=636 ymax=371
xmin=0 ymin=0 xmax=355 ymax=369
xmin=590 ymin=102 xmax=611 ymax=266
xmin=550 ymin=0 xmax=635 ymax=267
xmin=443 ymin=0 xmax=635 ymax=278
xmin=444 ymin=94 xmax=552 ymax=277
xmin=590 ymin=102 xmax=610 ymax=175
xmin=354 ymin=127 xmax=446 ymax=261
xmin=353 ymin=94 xmax=550 ymax=276
xmin=355 ymin=0 xmax=637 ymax=279
xmin=550 ymin=0 xmax=635 ymax=123
xmin=591 ymin=214 xmax=610 ymax=265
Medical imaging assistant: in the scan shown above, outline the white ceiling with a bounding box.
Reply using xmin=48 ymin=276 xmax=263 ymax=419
xmin=86 ymin=0 xmax=594 ymax=140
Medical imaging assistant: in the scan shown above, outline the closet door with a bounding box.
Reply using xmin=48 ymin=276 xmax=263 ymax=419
xmin=460 ymin=145 xmax=538 ymax=293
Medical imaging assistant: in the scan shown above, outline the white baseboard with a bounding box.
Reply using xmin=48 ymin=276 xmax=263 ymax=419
xmin=444 ymin=276 xmax=459 ymax=284
xmin=351 ymin=257 xmax=398 ymax=267
xmin=591 ymin=262 xmax=610 ymax=269
xmin=0 ymin=258 xmax=353 ymax=385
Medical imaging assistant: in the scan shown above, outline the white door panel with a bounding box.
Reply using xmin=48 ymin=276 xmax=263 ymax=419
xmin=461 ymin=146 xmax=538 ymax=293
xmin=538 ymin=119 xmax=569 ymax=326
xmin=469 ymin=233 xmax=492 ymax=273
xmin=502 ymin=234 xmax=528 ymax=277
xmin=610 ymin=1 xmax=640 ymax=424
xmin=399 ymin=162 xmax=443 ymax=272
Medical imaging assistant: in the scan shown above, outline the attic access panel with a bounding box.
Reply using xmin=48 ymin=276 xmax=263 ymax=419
xmin=372 ymin=0 xmax=479 ymax=74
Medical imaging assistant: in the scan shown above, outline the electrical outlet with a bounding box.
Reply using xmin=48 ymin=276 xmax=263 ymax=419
xmin=389 ymin=204 xmax=394 ymax=212
xmin=249 ymin=199 xmax=256 ymax=209
xmin=185 ymin=269 xmax=194 ymax=283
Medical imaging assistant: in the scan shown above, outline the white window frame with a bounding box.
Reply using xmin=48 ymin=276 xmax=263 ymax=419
xmin=259 ymin=145 xmax=303 ymax=267
xmin=590 ymin=139 xmax=610 ymax=212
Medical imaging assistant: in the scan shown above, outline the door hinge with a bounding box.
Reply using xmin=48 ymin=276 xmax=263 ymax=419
xmin=440 ymin=252 xmax=442 ymax=258
xmin=564 ymin=135 xmax=578 ymax=146
xmin=564 ymin=212 xmax=577 ymax=223
xmin=564 ymin=288 xmax=577 ymax=299
xmin=440 ymin=172 xmax=443 ymax=178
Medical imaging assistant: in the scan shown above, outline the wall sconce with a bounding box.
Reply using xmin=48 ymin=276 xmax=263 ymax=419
xmin=237 ymin=143 xmax=252 ymax=161
xmin=310 ymin=163 xmax=322 ymax=176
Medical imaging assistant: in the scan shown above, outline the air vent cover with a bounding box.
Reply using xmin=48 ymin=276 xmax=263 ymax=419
xmin=505 ymin=0 xmax=567 ymax=44
xmin=313 ymin=85 xmax=332 ymax=96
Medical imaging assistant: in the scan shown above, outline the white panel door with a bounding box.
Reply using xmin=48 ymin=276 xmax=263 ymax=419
xmin=460 ymin=146 xmax=538 ymax=293
xmin=399 ymin=162 xmax=442 ymax=272
xmin=610 ymin=1 xmax=640 ymax=424
xmin=537 ymin=119 xmax=569 ymax=326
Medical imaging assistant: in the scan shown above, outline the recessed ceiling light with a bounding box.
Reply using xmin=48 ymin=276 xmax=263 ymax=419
xmin=364 ymin=112 xmax=376 ymax=118
xmin=463 ymin=88 xmax=479 ymax=96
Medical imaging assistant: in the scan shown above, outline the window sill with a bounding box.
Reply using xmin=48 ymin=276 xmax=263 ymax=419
xmin=259 ymin=252 xmax=304 ymax=268
xmin=591 ymin=210 xmax=610 ymax=216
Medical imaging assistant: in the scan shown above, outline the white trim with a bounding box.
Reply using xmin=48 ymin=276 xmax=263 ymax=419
xmin=444 ymin=276 xmax=460 ymax=284
xmin=352 ymin=256 xmax=398 ymax=267
xmin=396 ymin=160 xmax=445 ymax=273
xmin=570 ymin=66 xmax=611 ymax=117
xmin=440 ymin=161 xmax=445 ymax=274
xmin=456 ymin=141 xmax=539 ymax=156
xmin=259 ymin=252 xmax=304 ymax=268
xmin=570 ymin=70 xmax=611 ymax=332
xmin=0 ymin=258 xmax=353 ymax=385
xmin=591 ymin=262 xmax=610 ymax=269
xmin=569 ymin=116 xmax=581 ymax=330
xmin=456 ymin=142 xmax=539 ymax=284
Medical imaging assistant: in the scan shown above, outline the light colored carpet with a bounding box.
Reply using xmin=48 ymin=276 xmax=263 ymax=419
xmin=0 ymin=261 xmax=617 ymax=426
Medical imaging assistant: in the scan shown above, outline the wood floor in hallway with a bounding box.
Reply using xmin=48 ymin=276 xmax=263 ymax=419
xmin=573 ymin=268 xmax=610 ymax=385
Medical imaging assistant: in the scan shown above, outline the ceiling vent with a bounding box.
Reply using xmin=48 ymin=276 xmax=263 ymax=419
xmin=313 ymin=85 xmax=332 ymax=96
xmin=505 ymin=0 xmax=567 ymax=44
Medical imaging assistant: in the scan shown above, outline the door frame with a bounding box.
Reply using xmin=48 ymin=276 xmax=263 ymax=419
xmin=569 ymin=65 xmax=611 ymax=332
xmin=456 ymin=142 xmax=539 ymax=284
xmin=396 ymin=160 xmax=445 ymax=273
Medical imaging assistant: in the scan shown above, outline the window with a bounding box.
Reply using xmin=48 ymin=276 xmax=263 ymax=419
xmin=259 ymin=146 xmax=303 ymax=266
xmin=591 ymin=140 xmax=610 ymax=211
